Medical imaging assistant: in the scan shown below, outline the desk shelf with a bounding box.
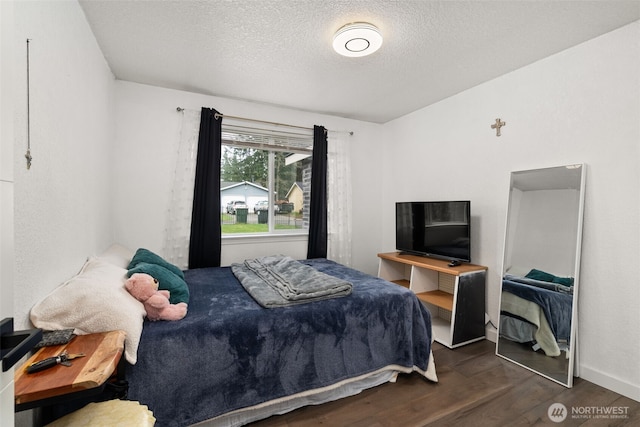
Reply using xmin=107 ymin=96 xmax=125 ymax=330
xmin=415 ymin=290 xmax=454 ymax=312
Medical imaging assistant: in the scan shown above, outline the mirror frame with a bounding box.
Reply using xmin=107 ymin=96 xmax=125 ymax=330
xmin=496 ymin=164 xmax=586 ymax=387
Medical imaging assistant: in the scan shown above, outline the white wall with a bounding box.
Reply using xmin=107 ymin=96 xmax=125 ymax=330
xmin=112 ymin=81 xmax=386 ymax=271
xmin=508 ymin=188 xmax=580 ymax=277
xmin=0 ymin=0 xmax=16 ymax=424
xmin=12 ymin=0 xmax=116 ymax=329
xmin=381 ymin=22 xmax=640 ymax=400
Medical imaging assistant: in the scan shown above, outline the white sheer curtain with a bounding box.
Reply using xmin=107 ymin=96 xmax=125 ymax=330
xmin=162 ymin=113 xmax=350 ymax=267
xmin=327 ymin=131 xmax=352 ymax=266
xmin=163 ymin=109 xmax=200 ymax=269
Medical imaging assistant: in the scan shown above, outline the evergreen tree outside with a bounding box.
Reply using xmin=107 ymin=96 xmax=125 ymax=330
xmin=221 ymin=146 xmax=267 ymax=187
xmin=221 ymin=146 xmax=302 ymax=203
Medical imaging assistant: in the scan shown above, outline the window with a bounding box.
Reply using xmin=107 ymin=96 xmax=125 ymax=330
xmin=220 ymin=124 xmax=313 ymax=235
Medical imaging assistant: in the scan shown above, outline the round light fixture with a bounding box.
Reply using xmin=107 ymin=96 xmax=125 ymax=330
xmin=333 ymin=22 xmax=383 ymax=57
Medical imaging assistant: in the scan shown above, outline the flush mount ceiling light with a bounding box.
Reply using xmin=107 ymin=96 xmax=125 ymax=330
xmin=333 ymin=22 xmax=383 ymax=57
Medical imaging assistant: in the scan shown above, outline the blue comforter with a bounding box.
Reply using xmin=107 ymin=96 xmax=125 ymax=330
xmin=125 ymin=259 xmax=433 ymax=427
xmin=502 ymin=278 xmax=573 ymax=341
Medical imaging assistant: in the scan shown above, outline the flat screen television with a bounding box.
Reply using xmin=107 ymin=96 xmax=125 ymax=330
xmin=396 ymin=201 xmax=471 ymax=264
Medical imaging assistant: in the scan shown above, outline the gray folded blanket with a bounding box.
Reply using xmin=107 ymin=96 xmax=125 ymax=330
xmin=232 ymin=255 xmax=353 ymax=308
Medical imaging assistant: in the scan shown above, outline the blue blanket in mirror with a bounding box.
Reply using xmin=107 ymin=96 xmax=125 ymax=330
xmin=502 ymin=278 xmax=573 ymax=341
xmin=125 ymin=259 xmax=433 ymax=427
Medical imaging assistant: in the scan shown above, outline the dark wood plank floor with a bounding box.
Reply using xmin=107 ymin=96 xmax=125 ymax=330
xmin=249 ymin=340 xmax=639 ymax=426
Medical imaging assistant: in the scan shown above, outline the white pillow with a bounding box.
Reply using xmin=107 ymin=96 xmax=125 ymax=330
xmin=30 ymin=257 xmax=146 ymax=364
xmin=97 ymin=243 xmax=135 ymax=269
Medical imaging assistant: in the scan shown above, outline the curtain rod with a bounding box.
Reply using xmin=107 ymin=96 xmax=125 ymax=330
xmin=176 ymin=107 xmax=353 ymax=135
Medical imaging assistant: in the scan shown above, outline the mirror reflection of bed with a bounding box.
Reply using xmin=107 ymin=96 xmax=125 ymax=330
xmin=496 ymin=164 xmax=586 ymax=387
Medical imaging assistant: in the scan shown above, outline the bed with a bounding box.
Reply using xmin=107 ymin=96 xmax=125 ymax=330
xmin=123 ymin=257 xmax=438 ymax=427
xmin=29 ymin=247 xmax=437 ymax=426
xmin=499 ymin=270 xmax=573 ymax=357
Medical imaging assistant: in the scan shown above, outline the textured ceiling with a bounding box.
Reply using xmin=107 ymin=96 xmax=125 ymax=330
xmin=79 ymin=1 xmax=640 ymax=123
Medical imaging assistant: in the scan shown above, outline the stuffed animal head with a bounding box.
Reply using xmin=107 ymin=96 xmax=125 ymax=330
xmin=125 ymin=273 xmax=160 ymax=302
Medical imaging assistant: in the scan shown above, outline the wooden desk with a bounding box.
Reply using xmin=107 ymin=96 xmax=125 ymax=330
xmin=14 ymin=330 xmax=125 ymax=411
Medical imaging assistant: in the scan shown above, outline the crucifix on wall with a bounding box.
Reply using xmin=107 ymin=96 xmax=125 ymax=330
xmin=491 ymin=118 xmax=506 ymax=137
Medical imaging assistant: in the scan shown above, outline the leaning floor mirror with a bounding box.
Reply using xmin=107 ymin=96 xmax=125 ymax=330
xmin=496 ymin=164 xmax=586 ymax=387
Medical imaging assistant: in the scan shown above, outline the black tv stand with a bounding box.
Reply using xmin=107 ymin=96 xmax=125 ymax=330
xmin=447 ymin=260 xmax=462 ymax=267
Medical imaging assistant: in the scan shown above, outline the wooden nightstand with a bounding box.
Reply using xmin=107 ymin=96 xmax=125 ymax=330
xmin=14 ymin=330 xmax=126 ymax=413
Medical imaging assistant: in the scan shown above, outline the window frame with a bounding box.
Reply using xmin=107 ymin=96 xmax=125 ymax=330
xmin=220 ymin=124 xmax=313 ymax=238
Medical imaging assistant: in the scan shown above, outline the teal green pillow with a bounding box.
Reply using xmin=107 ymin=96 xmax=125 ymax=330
xmin=127 ymin=262 xmax=190 ymax=305
xmin=552 ymin=276 xmax=574 ymax=287
xmin=525 ymin=269 xmax=555 ymax=283
xmin=526 ymin=268 xmax=574 ymax=287
xmin=127 ymin=248 xmax=184 ymax=279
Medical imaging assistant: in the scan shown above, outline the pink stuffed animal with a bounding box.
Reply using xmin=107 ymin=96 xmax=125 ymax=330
xmin=125 ymin=273 xmax=187 ymax=321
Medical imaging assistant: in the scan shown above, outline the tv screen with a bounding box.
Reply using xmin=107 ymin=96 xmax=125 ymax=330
xmin=396 ymin=201 xmax=471 ymax=263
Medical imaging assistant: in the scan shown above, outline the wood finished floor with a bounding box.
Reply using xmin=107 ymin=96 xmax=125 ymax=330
xmin=249 ymin=340 xmax=639 ymax=426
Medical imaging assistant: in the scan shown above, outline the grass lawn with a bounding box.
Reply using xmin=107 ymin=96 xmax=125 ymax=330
xmin=221 ymin=212 xmax=302 ymax=234
xmin=221 ymin=223 xmax=300 ymax=234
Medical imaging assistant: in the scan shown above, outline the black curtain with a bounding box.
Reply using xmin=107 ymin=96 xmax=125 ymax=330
xmin=306 ymin=125 xmax=328 ymax=259
xmin=188 ymin=108 xmax=222 ymax=269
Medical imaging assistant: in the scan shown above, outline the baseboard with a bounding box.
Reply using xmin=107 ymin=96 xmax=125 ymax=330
xmin=486 ymin=328 xmax=638 ymax=402
xmin=578 ymin=365 xmax=640 ymax=402
xmin=485 ymin=326 xmax=497 ymax=343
